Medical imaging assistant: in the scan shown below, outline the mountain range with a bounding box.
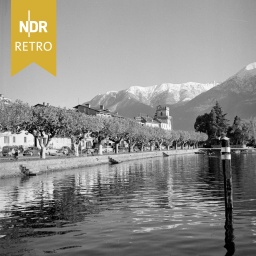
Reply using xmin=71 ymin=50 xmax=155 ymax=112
xmin=85 ymin=62 xmax=256 ymax=130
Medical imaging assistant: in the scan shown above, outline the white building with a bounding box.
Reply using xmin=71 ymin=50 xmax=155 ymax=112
xmin=135 ymin=105 xmax=172 ymax=131
xmin=153 ymin=105 xmax=172 ymax=130
xmin=0 ymin=131 xmax=34 ymax=151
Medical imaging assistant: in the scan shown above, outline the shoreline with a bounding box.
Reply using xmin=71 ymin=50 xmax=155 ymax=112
xmin=0 ymin=149 xmax=199 ymax=179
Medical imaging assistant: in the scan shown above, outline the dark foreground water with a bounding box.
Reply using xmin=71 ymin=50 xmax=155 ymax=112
xmin=1 ymin=153 xmax=256 ymax=256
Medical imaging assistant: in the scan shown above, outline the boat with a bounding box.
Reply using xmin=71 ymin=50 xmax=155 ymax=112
xmin=19 ymin=165 xmax=37 ymax=176
xmin=108 ymin=157 xmax=121 ymax=164
xmin=163 ymin=152 xmax=170 ymax=157
xmin=195 ymin=151 xmax=206 ymax=155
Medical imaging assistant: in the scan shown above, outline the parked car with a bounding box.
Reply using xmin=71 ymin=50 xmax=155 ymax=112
xmin=47 ymin=147 xmax=72 ymax=156
xmin=103 ymin=146 xmax=113 ymax=153
xmin=59 ymin=146 xmax=72 ymax=155
xmin=46 ymin=148 xmax=58 ymax=156
xmin=82 ymin=148 xmax=94 ymax=155
xmin=47 ymin=149 xmax=65 ymax=156
xmin=23 ymin=147 xmax=40 ymax=156
xmin=2 ymin=146 xmax=19 ymax=157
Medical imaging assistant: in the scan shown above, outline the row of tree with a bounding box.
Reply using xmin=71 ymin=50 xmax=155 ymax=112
xmin=194 ymin=101 xmax=255 ymax=146
xmin=0 ymin=100 xmax=207 ymax=158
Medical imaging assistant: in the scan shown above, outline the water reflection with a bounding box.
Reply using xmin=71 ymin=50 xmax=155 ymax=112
xmin=224 ymin=206 xmax=235 ymax=256
xmin=0 ymin=154 xmax=256 ymax=255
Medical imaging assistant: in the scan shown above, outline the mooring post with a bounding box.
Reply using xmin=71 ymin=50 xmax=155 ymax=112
xmin=221 ymin=136 xmax=235 ymax=255
xmin=221 ymin=136 xmax=233 ymax=209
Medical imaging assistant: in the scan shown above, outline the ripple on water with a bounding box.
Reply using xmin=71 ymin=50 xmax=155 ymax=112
xmin=0 ymin=154 xmax=256 ymax=255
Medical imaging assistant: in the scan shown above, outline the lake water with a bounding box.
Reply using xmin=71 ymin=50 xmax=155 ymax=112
xmin=1 ymin=153 xmax=256 ymax=256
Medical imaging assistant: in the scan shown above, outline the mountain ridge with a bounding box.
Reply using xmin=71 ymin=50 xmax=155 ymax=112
xmin=171 ymin=62 xmax=256 ymax=130
xmin=85 ymin=62 xmax=256 ymax=130
xmin=86 ymin=81 xmax=218 ymax=113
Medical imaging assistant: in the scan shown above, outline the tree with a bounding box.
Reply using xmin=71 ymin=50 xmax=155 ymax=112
xmin=194 ymin=101 xmax=229 ymax=141
xmin=108 ymin=117 xmax=128 ymax=154
xmin=154 ymin=127 xmax=166 ymax=150
xmin=172 ymin=130 xmax=181 ymax=150
xmin=178 ymin=130 xmax=190 ymax=149
xmin=89 ymin=116 xmax=110 ymax=155
xmin=0 ymin=100 xmax=31 ymax=133
xmin=146 ymin=127 xmax=157 ymax=151
xmin=194 ymin=113 xmax=211 ymax=136
xmin=124 ymin=120 xmax=141 ymax=152
xmin=228 ymin=116 xmax=252 ymax=145
xmin=212 ymin=101 xmax=229 ymax=137
xmin=163 ymin=130 xmax=178 ymax=150
xmin=63 ymin=110 xmax=90 ymax=156
xmin=136 ymin=126 xmax=150 ymax=151
xmin=24 ymin=105 xmax=69 ymax=159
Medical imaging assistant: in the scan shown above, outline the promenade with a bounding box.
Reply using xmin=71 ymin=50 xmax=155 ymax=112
xmin=0 ymin=149 xmax=198 ymax=179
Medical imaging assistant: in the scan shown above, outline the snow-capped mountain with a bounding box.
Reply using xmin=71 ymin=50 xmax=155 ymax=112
xmin=84 ymin=62 xmax=256 ymax=130
xmin=172 ymin=62 xmax=256 ymax=130
xmin=86 ymin=81 xmax=218 ymax=114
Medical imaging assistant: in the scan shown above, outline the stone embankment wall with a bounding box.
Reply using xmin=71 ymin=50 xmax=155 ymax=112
xmin=0 ymin=149 xmax=198 ymax=179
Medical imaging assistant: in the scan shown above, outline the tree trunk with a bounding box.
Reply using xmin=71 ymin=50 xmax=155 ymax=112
xmin=128 ymin=143 xmax=135 ymax=152
xmin=98 ymin=144 xmax=103 ymax=155
xmin=74 ymin=144 xmax=79 ymax=157
xmin=115 ymin=143 xmax=119 ymax=154
xmin=38 ymin=138 xmax=47 ymax=159
xmin=40 ymin=146 xmax=47 ymax=159
xmin=34 ymin=136 xmax=38 ymax=147
xmin=150 ymin=144 xmax=154 ymax=151
xmin=159 ymin=142 xmax=163 ymax=151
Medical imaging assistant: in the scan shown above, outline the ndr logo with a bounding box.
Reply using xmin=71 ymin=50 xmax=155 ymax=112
xmin=19 ymin=10 xmax=48 ymax=37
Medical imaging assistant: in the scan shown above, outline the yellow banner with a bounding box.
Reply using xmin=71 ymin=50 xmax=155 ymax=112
xmin=11 ymin=0 xmax=56 ymax=76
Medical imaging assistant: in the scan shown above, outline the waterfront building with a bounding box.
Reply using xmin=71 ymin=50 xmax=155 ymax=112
xmin=153 ymin=105 xmax=172 ymax=130
xmin=0 ymin=131 xmax=34 ymax=152
xmin=135 ymin=115 xmax=159 ymax=128
xmin=135 ymin=105 xmax=172 ymax=131
xmin=74 ymin=103 xmax=115 ymax=117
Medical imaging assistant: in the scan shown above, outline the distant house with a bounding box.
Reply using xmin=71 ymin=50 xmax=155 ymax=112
xmin=135 ymin=115 xmax=159 ymax=128
xmin=74 ymin=103 xmax=121 ymax=118
xmin=135 ymin=105 xmax=172 ymax=131
xmin=34 ymin=102 xmax=50 ymax=107
xmin=0 ymin=131 xmax=34 ymax=152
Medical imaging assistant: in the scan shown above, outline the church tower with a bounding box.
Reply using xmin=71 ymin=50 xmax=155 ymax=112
xmin=154 ymin=105 xmax=172 ymax=130
xmin=155 ymin=105 xmax=169 ymax=119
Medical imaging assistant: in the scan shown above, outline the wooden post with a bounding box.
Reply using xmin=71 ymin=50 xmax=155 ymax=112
xmin=224 ymin=206 xmax=235 ymax=255
xmin=221 ymin=136 xmax=235 ymax=255
xmin=221 ymin=136 xmax=233 ymax=209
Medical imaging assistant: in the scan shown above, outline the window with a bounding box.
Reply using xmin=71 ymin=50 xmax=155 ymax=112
xmin=86 ymin=141 xmax=92 ymax=148
xmin=13 ymin=136 xmax=16 ymax=143
xmin=24 ymin=137 xmax=27 ymax=143
xmin=4 ymin=136 xmax=9 ymax=144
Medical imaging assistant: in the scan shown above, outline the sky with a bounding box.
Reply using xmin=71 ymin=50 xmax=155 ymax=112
xmin=0 ymin=0 xmax=256 ymax=108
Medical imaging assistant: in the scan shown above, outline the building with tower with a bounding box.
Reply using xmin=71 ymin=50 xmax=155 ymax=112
xmin=153 ymin=105 xmax=172 ymax=130
xmin=134 ymin=105 xmax=172 ymax=130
